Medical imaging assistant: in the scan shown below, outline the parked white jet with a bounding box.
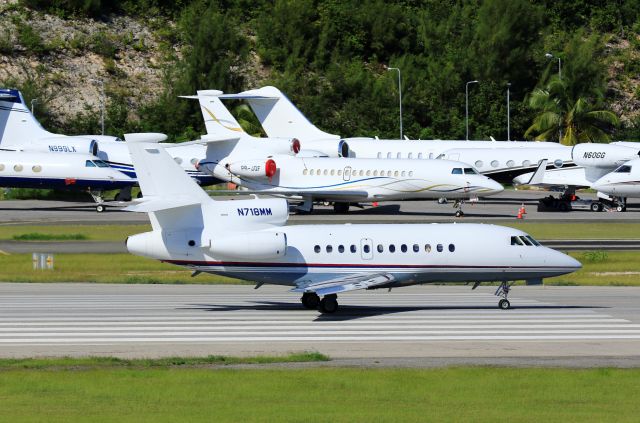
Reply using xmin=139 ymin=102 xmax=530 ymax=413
xmin=124 ymin=133 xmax=581 ymax=313
xmin=216 ymin=86 xmax=576 ymax=184
xmin=593 ymin=158 xmax=640 ymax=200
xmin=189 ymin=90 xmax=503 ymax=214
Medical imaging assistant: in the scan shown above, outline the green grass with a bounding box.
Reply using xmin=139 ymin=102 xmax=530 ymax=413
xmin=501 ymin=222 xmax=640 ymax=240
xmin=0 ymin=367 xmax=637 ymax=422
xmin=0 ymin=353 xmax=329 ymax=370
xmin=0 ymin=251 xmax=639 ymax=286
xmin=0 ymin=224 xmax=151 ymax=242
xmin=12 ymin=233 xmax=88 ymax=241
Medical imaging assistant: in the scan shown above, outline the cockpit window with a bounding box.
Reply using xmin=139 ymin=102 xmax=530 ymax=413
xmin=85 ymin=160 xmax=96 ymax=167
xmin=615 ymin=165 xmax=631 ymax=173
xmin=463 ymin=168 xmax=478 ymax=175
xmin=526 ymin=235 xmax=541 ymax=246
xmin=510 ymin=236 xmax=523 ymax=246
xmin=451 ymin=168 xmax=463 ymax=174
xmin=520 ymin=236 xmax=533 ymax=246
xmin=93 ymin=160 xmax=109 ymax=168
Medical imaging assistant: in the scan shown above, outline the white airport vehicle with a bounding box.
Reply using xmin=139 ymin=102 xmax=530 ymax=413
xmin=188 ymin=90 xmax=503 ymax=214
xmin=123 ymin=133 xmax=581 ymax=313
xmin=216 ymin=86 xmax=576 ymax=184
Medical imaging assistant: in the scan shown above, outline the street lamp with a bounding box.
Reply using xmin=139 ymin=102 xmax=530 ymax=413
xmin=465 ymin=80 xmax=478 ymax=140
xmin=90 ymin=78 xmax=105 ymax=135
xmin=545 ymin=52 xmax=561 ymax=80
xmin=30 ymin=99 xmax=37 ymax=116
xmin=385 ymin=66 xmax=403 ymax=139
xmin=506 ymin=82 xmax=511 ymax=141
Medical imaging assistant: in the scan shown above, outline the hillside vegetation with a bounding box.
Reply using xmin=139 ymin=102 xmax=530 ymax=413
xmin=1 ymin=0 xmax=640 ymax=143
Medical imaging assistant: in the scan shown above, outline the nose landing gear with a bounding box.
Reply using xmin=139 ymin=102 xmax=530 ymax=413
xmin=495 ymin=281 xmax=513 ymax=310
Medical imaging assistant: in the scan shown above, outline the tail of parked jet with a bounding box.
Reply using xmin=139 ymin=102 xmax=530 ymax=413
xmin=180 ymin=90 xmax=247 ymax=139
xmin=217 ymin=86 xmax=339 ymax=141
xmin=0 ymin=88 xmax=53 ymax=146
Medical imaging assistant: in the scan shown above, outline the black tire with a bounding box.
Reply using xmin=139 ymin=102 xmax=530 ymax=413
xmin=557 ymin=201 xmax=570 ymax=212
xmin=301 ymin=293 xmax=320 ymax=309
xmin=590 ymin=202 xmax=603 ymax=212
xmin=319 ymin=297 xmax=339 ymax=313
xmin=96 ymin=204 xmax=105 ymax=213
xmin=498 ymin=299 xmax=511 ymax=310
xmin=333 ymin=202 xmax=350 ymax=214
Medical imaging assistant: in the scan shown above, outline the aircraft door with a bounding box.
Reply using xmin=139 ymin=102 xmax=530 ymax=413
xmin=343 ymin=166 xmax=352 ymax=181
xmin=360 ymin=238 xmax=373 ymax=260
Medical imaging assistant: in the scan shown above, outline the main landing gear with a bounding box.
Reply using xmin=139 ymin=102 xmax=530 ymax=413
xmin=495 ymin=281 xmax=513 ymax=310
xmin=453 ymin=200 xmax=464 ymax=217
xmin=300 ymin=293 xmax=339 ymax=313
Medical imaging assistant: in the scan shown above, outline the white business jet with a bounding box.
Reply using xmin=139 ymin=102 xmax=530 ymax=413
xmin=214 ymin=86 xmax=576 ymax=184
xmin=0 ymin=88 xmax=302 ymax=200
xmin=124 ymin=133 xmax=581 ymax=313
xmin=188 ymin=90 xmax=504 ymax=214
xmin=592 ymin=158 xmax=640 ymax=202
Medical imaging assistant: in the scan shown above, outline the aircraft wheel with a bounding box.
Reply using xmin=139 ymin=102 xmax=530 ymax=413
xmin=437 ymin=198 xmax=448 ymax=204
xmin=96 ymin=204 xmax=105 ymax=213
xmin=455 ymin=210 xmax=464 ymax=217
xmin=498 ymin=299 xmax=511 ymax=310
xmin=301 ymin=293 xmax=320 ymax=309
xmin=590 ymin=202 xmax=603 ymax=212
xmin=319 ymin=296 xmax=339 ymax=314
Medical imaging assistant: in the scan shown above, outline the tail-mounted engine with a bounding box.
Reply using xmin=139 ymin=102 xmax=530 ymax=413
xmin=572 ymin=143 xmax=640 ymax=169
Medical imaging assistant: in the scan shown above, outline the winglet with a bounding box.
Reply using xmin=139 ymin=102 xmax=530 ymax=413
xmin=527 ymin=159 xmax=548 ymax=185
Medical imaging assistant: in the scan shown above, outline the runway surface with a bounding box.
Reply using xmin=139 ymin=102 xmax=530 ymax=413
xmin=1 ymin=190 xmax=640 ymax=225
xmin=1 ymin=283 xmax=640 ymax=366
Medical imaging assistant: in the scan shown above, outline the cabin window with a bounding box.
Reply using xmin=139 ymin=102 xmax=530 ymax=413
xmin=615 ymin=165 xmax=632 ymax=173
xmin=363 ymin=244 xmax=371 ymax=253
xmin=428 ymin=153 xmax=434 ymax=159
xmin=401 ymin=171 xmax=406 ymax=177
xmin=451 ymin=168 xmax=463 ymax=175
xmin=397 ymin=153 xmax=401 ymax=159
xmin=553 ymin=159 xmax=563 ymax=168
xmin=359 ymin=170 xmax=364 ymax=176
xmin=409 ymin=171 xmax=414 ymax=177
xmin=436 ymin=244 xmax=443 ymax=252
xmin=413 ymin=244 xmax=419 ymax=253
xmin=448 ymin=244 xmax=455 ymax=252
xmin=491 ymin=160 xmax=499 ymax=168
xmin=401 ymin=244 xmax=407 ymax=253
xmin=174 ymin=157 xmax=183 ymax=165
xmin=522 ymin=160 xmax=531 ymax=167
xmin=425 ymin=244 xmax=431 ymax=253
xmin=326 ymin=245 xmax=333 ymax=253
xmin=338 ymin=245 xmax=345 ymax=253
xmin=418 ymin=153 xmax=423 ymax=159
xmin=366 ymin=170 xmax=371 ymax=176
xmin=323 ymin=169 xmax=328 ymax=176
xmin=506 ymin=160 xmax=515 ymax=168
xmin=387 ymin=152 xmax=392 ymax=159
xmin=190 ymin=158 xmax=198 ymax=165
xmin=85 ymin=160 xmax=96 ymax=167
xmin=387 ymin=171 xmax=393 ymax=177
xmin=32 ymin=165 xmax=42 ymax=173
xmin=408 ymin=153 xmax=413 ymax=159
xmin=510 ymin=236 xmax=523 ymax=246
xmin=377 ymin=152 xmax=382 ymax=158
xmin=310 ymin=169 xmax=315 ymax=175
xmin=303 ymin=169 xmax=308 ymax=175
xmin=394 ymin=171 xmax=399 ymax=177
xmin=337 ymin=170 xmax=343 ymax=176
xmin=464 ymin=168 xmax=478 ymax=175
xmin=377 ymin=244 xmax=384 ymax=253
xmin=475 ymin=160 xmax=483 ymax=168
xmin=317 ymin=169 xmax=321 ymax=175
xmin=13 ymin=164 xmax=23 ymax=172
xmin=350 ymin=244 xmax=357 ymax=253
xmin=373 ymin=170 xmax=378 ymax=176
xmin=314 ymin=245 xmax=321 ymax=253
xmin=0 ymin=164 xmax=4 ymax=171
xmin=330 ymin=169 xmax=335 ymax=176
xmin=389 ymin=244 xmax=396 ymax=253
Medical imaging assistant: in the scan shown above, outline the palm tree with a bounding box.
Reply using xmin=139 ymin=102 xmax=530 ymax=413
xmin=525 ymin=79 xmax=619 ymax=145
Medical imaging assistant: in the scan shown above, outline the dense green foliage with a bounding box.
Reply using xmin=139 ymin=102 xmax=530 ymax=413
xmin=10 ymin=0 xmax=640 ymax=142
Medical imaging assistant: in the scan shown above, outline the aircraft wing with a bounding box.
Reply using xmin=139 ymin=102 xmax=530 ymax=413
xmin=291 ymin=273 xmax=395 ymax=296
xmin=513 ymin=165 xmax=592 ymax=188
xmin=206 ymin=189 xmax=370 ymax=200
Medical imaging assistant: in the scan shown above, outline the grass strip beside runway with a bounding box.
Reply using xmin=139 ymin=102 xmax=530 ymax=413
xmin=0 ymin=251 xmax=640 ymax=285
xmin=2 ymin=222 xmax=640 ymax=242
xmin=0 ymin=366 xmax=637 ymax=422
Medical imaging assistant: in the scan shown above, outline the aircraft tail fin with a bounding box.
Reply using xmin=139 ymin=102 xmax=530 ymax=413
xmin=0 ymin=88 xmax=52 ymax=147
xmin=180 ymin=90 xmax=246 ymax=138
xmin=218 ymin=86 xmax=339 ymax=141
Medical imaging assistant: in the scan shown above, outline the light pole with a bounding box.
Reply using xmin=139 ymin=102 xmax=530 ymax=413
xmin=90 ymin=78 xmax=105 ymax=135
xmin=30 ymin=99 xmax=37 ymax=116
xmin=545 ymin=52 xmax=561 ymax=80
xmin=545 ymin=53 xmax=563 ymax=142
xmin=386 ymin=66 xmax=403 ymax=139
xmin=506 ymin=82 xmax=511 ymax=141
xmin=465 ymin=80 xmax=478 ymax=140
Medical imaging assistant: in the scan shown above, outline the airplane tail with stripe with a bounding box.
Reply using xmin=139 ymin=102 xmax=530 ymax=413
xmin=181 ymin=90 xmax=247 ymax=139
xmin=0 ymin=88 xmax=53 ymax=147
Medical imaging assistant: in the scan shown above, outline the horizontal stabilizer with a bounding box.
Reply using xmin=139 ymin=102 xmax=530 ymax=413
xmin=292 ymin=273 xmax=394 ymax=296
xmin=123 ymin=197 xmax=202 ymax=213
xmin=124 ymin=133 xmax=167 ymax=143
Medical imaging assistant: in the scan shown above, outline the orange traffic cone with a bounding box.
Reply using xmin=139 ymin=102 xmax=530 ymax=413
xmin=516 ymin=209 xmax=523 ymax=219
xmin=520 ymin=203 xmax=527 ymax=214
xmin=372 ymin=202 xmax=379 ymax=207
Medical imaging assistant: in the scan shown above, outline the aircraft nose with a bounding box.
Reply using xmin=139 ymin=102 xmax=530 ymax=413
xmin=482 ymin=178 xmax=504 ymax=195
xmin=551 ymin=249 xmax=582 ymax=274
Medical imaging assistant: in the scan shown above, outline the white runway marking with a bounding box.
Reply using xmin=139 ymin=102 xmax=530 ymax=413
xmin=1 ymin=290 xmax=639 ymax=346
